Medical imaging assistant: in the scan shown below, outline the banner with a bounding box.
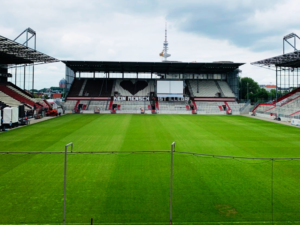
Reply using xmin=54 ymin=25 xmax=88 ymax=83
xmin=114 ymin=97 xmax=150 ymax=101
xmin=291 ymin=119 xmax=300 ymax=126
xmin=113 ymin=97 xmax=190 ymax=102
xmin=158 ymin=97 xmax=189 ymax=102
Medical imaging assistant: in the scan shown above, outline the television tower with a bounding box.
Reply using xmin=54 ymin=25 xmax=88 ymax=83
xmin=159 ymin=23 xmax=171 ymax=61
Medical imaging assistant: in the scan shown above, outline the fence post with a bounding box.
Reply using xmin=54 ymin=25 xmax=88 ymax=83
xmin=63 ymin=142 xmax=73 ymax=225
xmin=170 ymin=142 xmax=175 ymax=225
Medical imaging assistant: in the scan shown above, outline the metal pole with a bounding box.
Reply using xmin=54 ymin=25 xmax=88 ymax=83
xmin=32 ymin=65 xmax=34 ymax=96
xmin=26 ymin=30 xmax=28 ymax=47
xmin=247 ymin=83 xmax=249 ymax=101
xmin=63 ymin=142 xmax=73 ymax=225
xmin=24 ymin=65 xmax=26 ymax=90
xmin=170 ymin=142 xmax=175 ymax=225
xmin=276 ymin=67 xmax=278 ymax=102
xmin=15 ymin=66 xmax=17 ymax=85
xmin=271 ymin=159 xmax=274 ymax=224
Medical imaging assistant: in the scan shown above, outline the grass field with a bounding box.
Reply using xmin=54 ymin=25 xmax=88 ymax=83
xmin=0 ymin=114 xmax=300 ymax=224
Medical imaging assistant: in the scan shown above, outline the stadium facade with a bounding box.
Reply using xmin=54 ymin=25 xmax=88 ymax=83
xmin=0 ymin=29 xmax=300 ymax=118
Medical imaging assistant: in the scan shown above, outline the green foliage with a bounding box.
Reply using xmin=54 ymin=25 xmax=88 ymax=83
xmin=239 ymin=77 xmax=277 ymax=103
xmin=29 ymin=89 xmax=39 ymax=93
xmin=0 ymin=115 xmax=300 ymax=224
xmin=239 ymin=77 xmax=260 ymax=102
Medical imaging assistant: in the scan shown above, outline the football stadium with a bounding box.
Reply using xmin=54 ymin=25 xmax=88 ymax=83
xmin=0 ymin=26 xmax=300 ymax=225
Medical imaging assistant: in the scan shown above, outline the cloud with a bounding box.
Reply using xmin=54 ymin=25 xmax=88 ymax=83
xmin=1 ymin=0 xmax=297 ymax=89
xmin=165 ymin=0 xmax=299 ymax=51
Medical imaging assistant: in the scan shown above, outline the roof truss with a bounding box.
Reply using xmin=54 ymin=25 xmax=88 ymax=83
xmin=0 ymin=35 xmax=59 ymax=66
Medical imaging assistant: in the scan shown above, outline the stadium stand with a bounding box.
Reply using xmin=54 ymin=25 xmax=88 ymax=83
xmin=0 ymin=91 xmax=30 ymax=110
xmin=227 ymin=102 xmax=246 ymax=114
xmin=253 ymin=88 xmax=300 ymax=119
xmin=7 ymin=85 xmax=40 ymax=103
xmin=158 ymin=101 xmax=187 ymax=111
xmin=218 ymin=81 xmax=236 ymax=97
xmin=189 ymin=81 xmax=221 ymax=97
xmin=114 ymin=80 xmax=154 ymax=96
xmin=113 ymin=101 xmax=148 ymax=112
xmin=67 ymin=79 xmax=114 ymax=97
xmin=88 ymin=101 xmax=109 ymax=111
xmin=66 ymin=79 xmax=85 ymax=97
xmin=0 ymin=84 xmax=40 ymax=108
xmin=196 ymin=102 xmax=227 ymax=114
xmin=253 ymin=104 xmax=274 ymax=113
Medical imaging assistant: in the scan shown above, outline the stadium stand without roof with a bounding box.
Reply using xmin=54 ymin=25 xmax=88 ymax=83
xmin=253 ymin=87 xmax=300 ymax=118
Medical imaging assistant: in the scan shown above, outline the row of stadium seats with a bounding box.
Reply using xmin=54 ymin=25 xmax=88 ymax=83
xmin=89 ymin=101 xmax=109 ymax=111
xmin=0 ymin=91 xmax=30 ymax=110
xmin=67 ymin=79 xmax=236 ymax=98
xmin=254 ymin=90 xmax=300 ymax=116
xmin=189 ymin=81 xmax=219 ymax=97
xmin=254 ymin=104 xmax=275 ymax=113
xmin=189 ymin=80 xmax=235 ymax=97
xmin=158 ymin=102 xmax=187 ymax=111
xmin=195 ymin=101 xmax=243 ymax=114
xmin=68 ymin=79 xmax=114 ymax=97
xmin=0 ymin=84 xmax=42 ymax=108
xmin=218 ymin=81 xmax=235 ymax=97
xmin=114 ymin=80 xmax=154 ymax=96
xmin=82 ymin=79 xmax=114 ymax=97
xmin=63 ymin=99 xmax=246 ymax=115
xmin=113 ymin=101 xmax=147 ymax=111
xmin=64 ymin=100 xmax=110 ymax=111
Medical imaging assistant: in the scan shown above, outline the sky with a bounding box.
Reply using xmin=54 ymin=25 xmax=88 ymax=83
xmin=1 ymin=0 xmax=300 ymax=89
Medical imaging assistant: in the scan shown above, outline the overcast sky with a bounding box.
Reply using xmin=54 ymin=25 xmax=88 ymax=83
xmin=1 ymin=0 xmax=300 ymax=89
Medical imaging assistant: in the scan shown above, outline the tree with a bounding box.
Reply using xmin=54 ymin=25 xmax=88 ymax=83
xmin=256 ymin=88 xmax=269 ymax=101
xmin=239 ymin=77 xmax=260 ymax=102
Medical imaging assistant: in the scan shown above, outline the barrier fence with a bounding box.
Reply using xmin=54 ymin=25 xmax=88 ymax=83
xmin=1 ymin=143 xmax=300 ymax=224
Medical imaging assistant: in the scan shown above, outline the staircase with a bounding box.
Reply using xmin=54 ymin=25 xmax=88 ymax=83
xmin=155 ymin=100 xmax=159 ymax=110
xmin=74 ymin=100 xmax=80 ymax=112
xmin=111 ymin=80 xmax=116 ymax=96
xmin=108 ymin=100 xmax=113 ymax=110
xmin=86 ymin=100 xmax=91 ymax=110
xmin=215 ymin=81 xmax=224 ymax=97
xmin=224 ymin=102 xmax=232 ymax=114
xmin=78 ymin=79 xmax=87 ymax=96
xmin=186 ymin=80 xmax=194 ymax=97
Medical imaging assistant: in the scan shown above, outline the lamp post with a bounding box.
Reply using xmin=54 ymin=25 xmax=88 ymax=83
xmin=247 ymin=82 xmax=249 ymax=101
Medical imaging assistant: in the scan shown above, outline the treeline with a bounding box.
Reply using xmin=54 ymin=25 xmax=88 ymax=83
xmin=239 ymin=77 xmax=291 ymax=103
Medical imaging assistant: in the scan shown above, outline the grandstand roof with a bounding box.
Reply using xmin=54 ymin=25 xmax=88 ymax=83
xmin=251 ymin=51 xmax=300 ymax=68
xmin=62 ymin=61 xmax=244 ymax=74
xmin=0 ymin=35 xmax=59 ymax=65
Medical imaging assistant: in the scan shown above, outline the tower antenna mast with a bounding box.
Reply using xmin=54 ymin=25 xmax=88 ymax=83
xmin=160 ymin=22 xmax=171 ymax=61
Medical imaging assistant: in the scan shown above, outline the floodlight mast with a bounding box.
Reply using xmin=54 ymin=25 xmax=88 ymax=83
xmin=13 ymin=27 xmax=37 ymax=94
xmin=14 ymin=27 xmax=36 ymax=49
xmin=283 ymin=33 xmax=300 ymax=54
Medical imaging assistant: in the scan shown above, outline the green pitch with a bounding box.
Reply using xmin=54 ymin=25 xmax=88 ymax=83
xmin=0 ymin=114 xmax=300 ymax=224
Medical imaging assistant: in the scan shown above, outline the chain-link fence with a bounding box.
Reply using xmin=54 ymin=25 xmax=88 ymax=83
xmin=1 ymin=146 xmax=300 ymax=224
